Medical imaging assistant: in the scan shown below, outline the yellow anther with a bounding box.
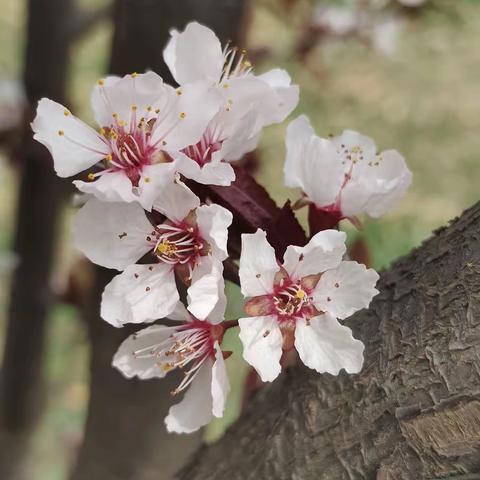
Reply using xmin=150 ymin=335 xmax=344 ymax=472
xmin=105 ymin=154 xmax=112 ymax=162
xmin=87 ymin=173 xmax=95 ymax=181
xmin=131 ymin=72 xmax=138 ymax=78
xmin=243 ymin=60 xmax=252 ymax=68
xmin=179 ymin=112 xmax=186 ymax=119
xmin=58 ymin=129 xmax=64 ymax=136
xmin=98 ymin=79 xmax=104 ymax=86
xmin=144 ymin=176 xmax=151 ymax=183
xmin=112 ymin=112 xmax=118 ymax=118
xmin=63 ymin=109 xmax=70 ymax=116
xmin=176 ymin=89 xmax=182 ymax=96
xmin=131 ymin=105 xmax=137 ymax=111
xmin=118 ymin=120 xmax=126 ymax=127
xmin=351 ymin=146 xmax=361 ymax=153
xmin=147 ymin=105 xmax=152 ymax=112
xmin=223 ymin=83 xmax=229 ymax=89
xmin=98 ymin=128 xmax=105 ymax=136
xmin=157 ymin=241 xmax=177 ymax=256
xmin=155 ymin=108 xmax=160 ymax=114
xmin=295 ymin=289 xmax=306 ymax=300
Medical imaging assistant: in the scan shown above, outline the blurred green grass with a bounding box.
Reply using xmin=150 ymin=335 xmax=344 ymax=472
xmin=0 ymin=0 xmax=479 ymax=478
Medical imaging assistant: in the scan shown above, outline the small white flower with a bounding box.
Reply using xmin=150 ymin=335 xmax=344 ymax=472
xmin=238 ymin=229 xmax=379 ymax=382
xmin=285 ymin=115 xmax=412 ymax=221
xmin=73 ymin=180 xmax=232 ymax=326
xmin=113 ymin=288 xmax=230 ymax=434
xmin=32 ymin=71 xmax=219 ymax=210
xmin=163 ymin=22 xmax=299 ymax=186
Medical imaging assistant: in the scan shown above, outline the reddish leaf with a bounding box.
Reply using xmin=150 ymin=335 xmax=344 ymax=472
xmin=190 ymin=166 xmax=306 ymax=258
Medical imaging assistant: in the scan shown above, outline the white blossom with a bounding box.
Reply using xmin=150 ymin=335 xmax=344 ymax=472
xmin=113 ymin=284 xmax=230 ymax=434
xmin=163 ymin=22 xmax=299 ymax=186
xmin=73 ymin=180 xmax=232 ymax=326
xmin=238 ymin=229 xmax=379 ymax=381
xmin=285 ymin=115 xmax=412 ymax=221
xmin=32 ymin=71 xmax=219 ymax=210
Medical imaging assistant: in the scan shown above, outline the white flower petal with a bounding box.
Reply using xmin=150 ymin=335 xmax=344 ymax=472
xmin=284 ymin=116 xmax=344 ymax=207
xmin=32 ymin=98 xmax=108 ymax=177
xmin=295 ymin=314 xmax=364 ymax=375
xmin=73 ymin=197 xmax=153 ymax=270
xmin=101 ymin=263 xmax=179 ymax=327
xmin=187 ymin=257 xmax=226 ymax=323
xmin=284 ymin=115 xmax=315 ymax=189
xmin=73 ymin=171 xmax=136 ymax=203
xmin=163 ymin=22 xmax=224 ymax=85
xmin=211 ymin=341 xmax=230 ymax=418
xmin=332 ymin=129 xmax=377 ymax=160
xmin=165 ymin=358 xmax=214 ymax=434
xmin=255 ymin=68 xmax=299 ymax=126
xmin=152 ymin=81 xmax=220 ymax=152
xmin=91 ymin=71 xmax=165 ymax=127
xmin=112 ymin=325 xmax=174 ymax=379
xmin=196 ymin=203 xmax=232 ymax=261
xmin=172 ymin=150 xmax=236 ymax=186
xmin=239 ymin=229 xmax=279 ymax=298
xmin=282 ymin=230 xmax=346 ymax=280
xmin=152 ymin=178 xmax=200 ymax=222
xmin=167 ymin=301 xmax=193 ymax=322
xmin=238 ymin=315 xmax=283 ymax=382
xmin=218 ymin=77 xmax=271 ymax=127
xmin=136 ymin=162 xmax=176 ymax=212
xmin=361 ymin=149 xmax=412 ymax=218
xmin=313 ymin=261 xmax=379 ymax=319
xmin=219 ymin=109 xmax=261 ymax=162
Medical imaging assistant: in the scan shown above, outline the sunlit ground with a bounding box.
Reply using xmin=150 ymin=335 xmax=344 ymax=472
xmin=0 ymin=1 xmax=479 ymax=478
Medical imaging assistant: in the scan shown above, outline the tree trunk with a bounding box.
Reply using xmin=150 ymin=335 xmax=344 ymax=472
xmin=0 ymin=0 xmax=73 ymax=477
xmin=179 ymin=202 xmax=480 ymax=480
xmin=70 ymin=2 xmax=249 ymax=479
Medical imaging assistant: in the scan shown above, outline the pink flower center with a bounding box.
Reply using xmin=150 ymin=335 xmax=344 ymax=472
xmin=148 ymin=221 xmax=206 ymax=268
xmin=133 ymin=321 xmax=223 ymax=395
xmin=101 ymin=121 xmax=159 ymax=184
xmin=182 ymin=135 xmax=222 ymax=167
xmin=270 ymin=281 xmax=315 ymax=322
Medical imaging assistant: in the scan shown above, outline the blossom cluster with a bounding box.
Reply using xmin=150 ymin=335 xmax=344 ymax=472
xmin=32 ymin=22 xmax=411 ymax=434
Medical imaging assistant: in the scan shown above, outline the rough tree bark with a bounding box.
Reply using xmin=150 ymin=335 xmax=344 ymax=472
xmin=179 ymin=202 xmax=480 ymax=480
xmin=70 ymin=2 xmax=249 ymax=480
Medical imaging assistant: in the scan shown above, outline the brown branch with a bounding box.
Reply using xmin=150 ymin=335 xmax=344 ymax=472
xmin=179 ymin=201 xmax=480 ymax=479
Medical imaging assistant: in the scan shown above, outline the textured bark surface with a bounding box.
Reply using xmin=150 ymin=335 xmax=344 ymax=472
xmin=180 ymin=202 xmax=480 ymax=480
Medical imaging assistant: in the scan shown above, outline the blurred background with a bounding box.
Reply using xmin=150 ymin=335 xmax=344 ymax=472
xmin=0 ymin=0 xmax=478 ymax=478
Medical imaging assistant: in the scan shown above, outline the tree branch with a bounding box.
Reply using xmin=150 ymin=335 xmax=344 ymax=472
xmin=179 ymin=201 xmax=480 ymax=480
